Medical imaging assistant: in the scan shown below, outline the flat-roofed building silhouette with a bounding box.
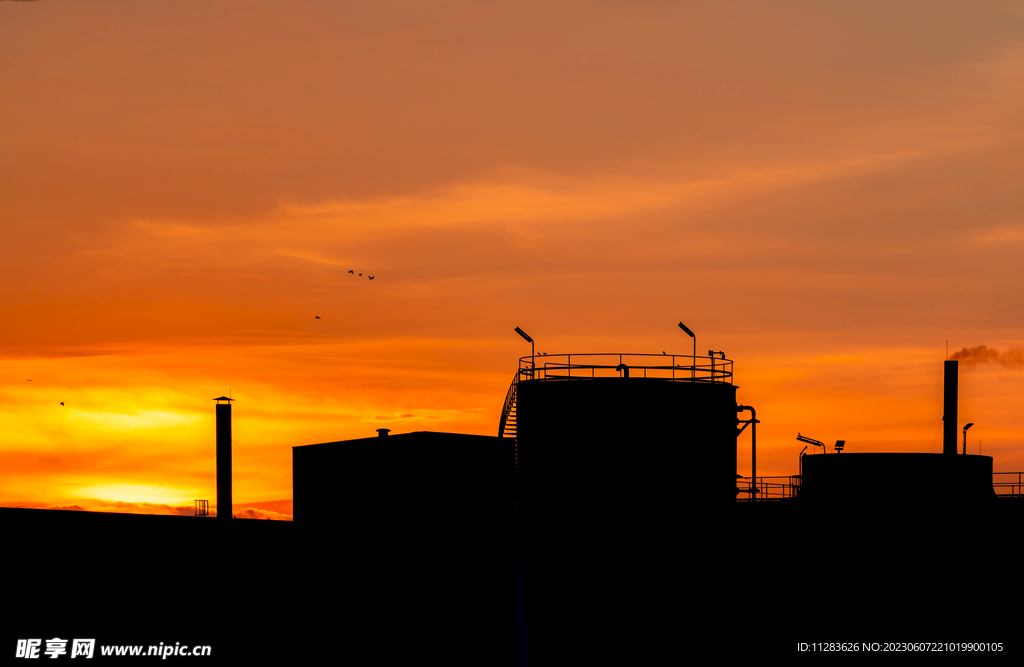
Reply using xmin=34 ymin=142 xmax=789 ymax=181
xmin=293 ymin=430 xmax=501 ymax=531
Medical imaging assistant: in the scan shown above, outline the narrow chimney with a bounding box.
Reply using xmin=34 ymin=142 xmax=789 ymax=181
xmin=943 ymin=360 xmax=957 ymax=455
xmin=214 ymin=397 xmax=234 ymax=518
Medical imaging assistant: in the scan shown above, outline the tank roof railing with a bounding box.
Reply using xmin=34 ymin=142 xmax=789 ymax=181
xmin=737 ymin=476 xmax=802 ymax=502
xmin=992 ymin=472 xmax=1024 ymax=499
xmin=739 ymin=472 xmax=1024 ymax=502
xmin=518 ymin=353 xmax=733 ymax=384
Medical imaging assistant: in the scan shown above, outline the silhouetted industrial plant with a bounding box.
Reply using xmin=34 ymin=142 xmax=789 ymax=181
xmin=5 ymin=327 xmax=1022 ymax=661
xmin=510 ymin=328 xmax=1023 ymax=662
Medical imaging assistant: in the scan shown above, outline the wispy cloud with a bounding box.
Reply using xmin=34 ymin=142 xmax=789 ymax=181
xmin=234 ymin=507 xmax=292 ymax=521
xmin=67 ymin=409 xmax=204 ymax=431
xmin=0 ymin=499 xmax=289 ymax=520
xmin=970 ymin=225 xmax=1024 ymax=247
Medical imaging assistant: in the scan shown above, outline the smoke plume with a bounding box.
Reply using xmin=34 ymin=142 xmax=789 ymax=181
xmin=950 ymin=345 xmax=1024 ymax=368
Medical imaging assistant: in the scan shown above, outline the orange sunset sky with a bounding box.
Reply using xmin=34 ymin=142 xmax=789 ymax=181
xmin=4 ymin=2 xmax=1024 ymax=519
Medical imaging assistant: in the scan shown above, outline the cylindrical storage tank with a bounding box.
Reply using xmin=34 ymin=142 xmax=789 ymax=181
xmin=517 ymin=376 xmax=738 ymax=524
xmin=515 ymin=370 xmax=738 ymax=663
xmin=800 ymin=453 xmax=996 ymax=506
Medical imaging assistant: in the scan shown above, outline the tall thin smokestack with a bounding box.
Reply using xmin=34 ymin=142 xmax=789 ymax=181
xmin=943 ymin=360 xmax=957 ymax=455
xmin=214 ymin=396 xmax=234 ymax=518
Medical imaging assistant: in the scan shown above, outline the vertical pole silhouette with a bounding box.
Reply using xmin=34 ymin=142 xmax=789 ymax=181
xmin=214 ymin=396 xmax=234 ymax=519
xmin=943 ymin=360 xmax=957 ymax=455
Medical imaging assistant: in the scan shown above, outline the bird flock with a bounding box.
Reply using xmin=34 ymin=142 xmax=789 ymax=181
xmin=315 ymin=268 xmax=377 ymax=320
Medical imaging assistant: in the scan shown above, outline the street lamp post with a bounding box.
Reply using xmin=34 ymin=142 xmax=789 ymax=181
xmin=963 ymin=422 xmax=974 ymax=455
xmin=678 ymin=322 xmax=695 ymax=379
xmin=515 ymin=327 xmax=535 ymax=379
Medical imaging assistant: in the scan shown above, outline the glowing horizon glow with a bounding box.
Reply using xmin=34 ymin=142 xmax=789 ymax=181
xmin=4 ymin=2 xmax=1024 ymax=517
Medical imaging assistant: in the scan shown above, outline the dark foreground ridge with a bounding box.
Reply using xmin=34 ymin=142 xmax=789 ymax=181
xmin=7 ymin=509 xmax=494 ymax=662
xmin=516 ymin=476 xmax=1024 ymax=662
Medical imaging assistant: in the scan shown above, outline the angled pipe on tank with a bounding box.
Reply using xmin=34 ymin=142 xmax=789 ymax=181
xmin=737 ymin=405 xmax=758 ymax=499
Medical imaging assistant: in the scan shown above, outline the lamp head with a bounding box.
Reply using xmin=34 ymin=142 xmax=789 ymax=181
xmin=514 ymin=327 xmax=533 ymax=344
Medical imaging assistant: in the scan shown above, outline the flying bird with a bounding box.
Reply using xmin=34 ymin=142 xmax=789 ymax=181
xmin=369 ymin=276 xmax=374 ymax=280
xmin=359 ymin=273 xmax=363 ymax=276
xmin=27 ymin=380 xmax=32 ymax=382
xmin=315 ymin=316 xmax=321 ymax=319
xmin=60 ymin=402 xmax=64 ymax=406
xmin=348 ymin=270 xmax=354 ymax=274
